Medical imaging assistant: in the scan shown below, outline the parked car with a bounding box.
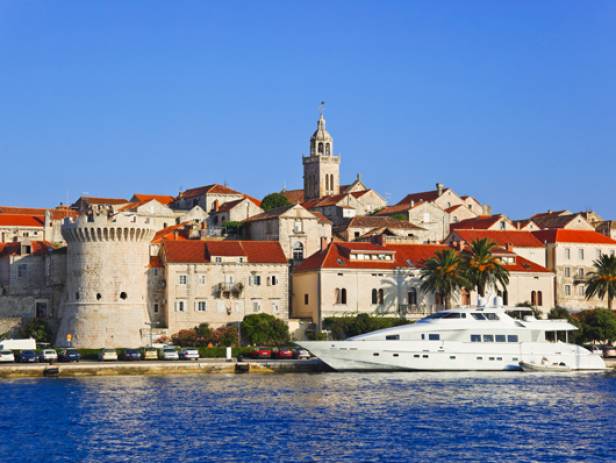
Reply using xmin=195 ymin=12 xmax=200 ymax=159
xmin=98 ymin=349 xmax=118 ymax=362
xmin=293 ymin=348 xmax=311 ymax=360
xmin=0 ymin=350 xmax=15 ymax=363
xmin=142 ymin=348 xmax=158 ymax=360
xmin=58 ymin=348 xmax=81 ymax=362
xmin=179 ymin=348 xmax=199 ymax=361
xmin=120 ymin=349 xmax=142 ymax=361
xmin=246 ymin=347 xmax=273 ymax=359
xmin=17 ymin=350 xmax=38 ymax=363
xmin=272 ymin=347 xmax=294 ymax=359
xmin=39 ymin=349 xmax=58 ymax=363
xmin=160 ymin=347 xmax=179 ymax=361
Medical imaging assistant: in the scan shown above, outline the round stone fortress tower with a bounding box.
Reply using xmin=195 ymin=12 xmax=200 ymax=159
xmin=56 ymin=212 xmax=156 ymax=348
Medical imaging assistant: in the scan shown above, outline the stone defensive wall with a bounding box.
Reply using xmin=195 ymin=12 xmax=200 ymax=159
xmin=56 ymin=213 xmax=157 ymax=348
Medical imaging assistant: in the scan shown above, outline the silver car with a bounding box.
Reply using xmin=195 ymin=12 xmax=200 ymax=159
xmin=179 ymin=348 xmax=199 ymax=361
xmin=160 ymin=347 xmax=179 ymax=361
xmin=39 ymin=349 xmax=58 ymax=362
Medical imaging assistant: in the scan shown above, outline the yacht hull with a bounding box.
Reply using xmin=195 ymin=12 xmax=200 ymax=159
xmin=298 ymin=340 xmax=606 ymax=372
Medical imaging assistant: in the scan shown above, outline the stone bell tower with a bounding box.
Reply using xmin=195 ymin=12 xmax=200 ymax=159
xmin=302 ymin=112 xmax=340 ymax=200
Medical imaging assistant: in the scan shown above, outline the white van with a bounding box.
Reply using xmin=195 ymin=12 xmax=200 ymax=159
xmin=0 ymin=338 xmax=37 ymax=351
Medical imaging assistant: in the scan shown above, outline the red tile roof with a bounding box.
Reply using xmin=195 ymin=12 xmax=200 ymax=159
xmin=295 ymin=242 xmax=449 ymax=272
xmin=163 ymin=240 xmax=287 ymax=264
xmin=531 ymin=213 xmax=589 ymax=229
xmin=0 ymin=241 xmax=56 ymax=257
xmin=216 ymin=198 xmax=246 ymax=213
xmin=75 ymin=196 xmax=129 ymax=206
xmin=396 ymin=189 xmax=448 ymax=205
xmin=375 ymin=203 xmax=413 ymax=216
xmin=131 ymin=194 xmax=175 ymax=205
xmin=449 ymin=230 xmax=545 ymax=248
xmin=179 ymin=184 xmax=242 ymax=200
xmin=0 ymin=214 xmax=45 ymax=227
xmin=343 ymin=216 xmax=423 ymax=230
xmin=501 ymin=255 xmax=551 ymax=273
xmin=0 ymin=206 xmax=78 ymax=221
xmin=450 ymin=215 xmax=507 ymax=230
xmin=281 ymin=189 xmax=305 ymax=204
xmin=532 ymin=229 xmax=616 ymax=245
xmin=151 ymin=223 xmax=191 ymax=243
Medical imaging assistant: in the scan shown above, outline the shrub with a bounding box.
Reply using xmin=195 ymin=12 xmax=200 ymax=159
xmin=241 ymin=313 xmax=289 ymax=345
xmin=20 ymin=319 xmax=52 ymax=343
xmin=323 ymin=313 xmax=410 ymax=340
xmin=573 ymin=308 xmax=616 ymax=344
xmin=212 ymin=326 xmax=239 ymax=346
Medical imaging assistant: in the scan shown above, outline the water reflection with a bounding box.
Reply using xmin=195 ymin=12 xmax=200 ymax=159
xmin=0 ymin=372 xmax=615 ymax=462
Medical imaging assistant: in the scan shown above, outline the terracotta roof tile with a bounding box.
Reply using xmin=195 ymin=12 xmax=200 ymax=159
xmin=0 ymin=240 xmax=56 ymax=257
xmin=281 ymin=189 xmax=305 ymax=204
xmin=449 ymin=230 xmax=545 ymax=247
xmin=179 ymin=184 xmax=242 ymax=200
xmin=131 ymin=194 xmax=175 ymax=205
xmin=343 ymin=216 xmax=424 ymax=230
xmin=0 ymin=214 xmax=45 ymax=227
xmin=163 ymin=240 xmax=287 ymax=264
xmin=532 ymin=229 xmax=616 ymax=245
xmin=397 ymin=189 xmax=448 ymax=205
xmin=450 ymin=215 xmax=507 ymax=230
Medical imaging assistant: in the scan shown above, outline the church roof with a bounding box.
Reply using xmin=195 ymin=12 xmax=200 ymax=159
xmin=310 ymin=113 xmax=333 ymax=142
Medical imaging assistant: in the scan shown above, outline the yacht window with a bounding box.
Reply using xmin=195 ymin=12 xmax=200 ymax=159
xmin=449 ymin=356 xmax=456 ymax=359
xmin=507 ymin=335 xmax=519 ymax=343
xmin=484 ymin=313 xmax=499 ymax=320
xmin=471 ymin=313 xmax=486 ymax=320
xmin=393 ymin=353 xmax=399 ymax=357
xmin=413 ymin=354 xmax=420 ymax=358
xmin=496 ymin=357 xmax=503 ymax=360
xmin=483 ymin=335 xmax=494 ymax=342
xmin=476 ymin=356 xmax=483 ymax=360
xmin=425 ymin=312 xmax=449 ymax=319
xmin=512 ymin=357 xmax=519 ymax=361
xmin=373 ymin=353 xmax=380 ymax=356
xmin=421 ymin=334 xmax=425 ymax=340
xmin=470 ymin=334 xmax=481 ymax=342
xmin=443 ymin=313 xmax=461 ymax=319
xmin=495 ymin=335 xmax=506 ymax=343
xmin=428 ymin=334 xmax=440 ymax=341
xmin=422 ymin=354 xmax=429 ymax=358
xmin=461 ymin=313 xmax=466 ymax=318
xmin=386 ymin=335 xmax=400 ymax=340
xmin=489 ymin=357 xmax=495 ymax=361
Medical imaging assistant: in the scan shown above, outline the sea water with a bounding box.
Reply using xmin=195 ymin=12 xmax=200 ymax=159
xmin=1 ymin=371 xmax=614 ymax=462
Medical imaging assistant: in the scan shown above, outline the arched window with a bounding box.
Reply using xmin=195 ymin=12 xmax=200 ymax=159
xmin=335 ymin=288 xmax=340 ymax=304
xmin=325 ymin=174 xmax=330 ymax=191
xmin=371 ymin=289 xmax=378 ymax=305
xmin=378 ymin=289 xmax=384 ymax=304
xmin=292 ymin=242 xmax=304 ymax=262
xmin=330 ymin=174 xmax=334 ymax=191
xmin=318 ymin=142 xmax=324 ymax=153
xmin=408 ymin=288 xmax=418 ymax=306
xmin=341 ymin=288 xmax=347 ymax=305
xmin=531 ymin=291 xmax=537 ymax=306
xmin=325 ymin=143 xmax=331 ymax=155
xmin=537 ymin=291 xmax=543 ymax=306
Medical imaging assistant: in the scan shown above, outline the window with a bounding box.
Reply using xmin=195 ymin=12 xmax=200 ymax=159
xmin=531 ymin=291 xmax=537 ymax=306
xmin=75 ymin=292 xmax=80 ymax=301
xmin=292 ymin=242 xmax=304 ymax=262
xmin=577 ymin=285 xmax=585 ymax=296
xmin=378 ymin=289 xmax=384 ymax=304
xmin=578 ymin=248 xmax=584 ymax=260
xmin=371 ymin=289 xmax=378 ymax=305
xmin=96 ymin=293 xmax=102 ymax=300
xmin=483 ymin=335 xmax=494 ymax=342
xmin=268 ymin=275 xmax=278 ymax=286
xmin=335 ymin=288 xmax=347 ymax=305
xmin=499 ymin=221 xmax=506 ymax=230
xmin=198 ymin=275 xmax=206 ymax=285
xmin=386 ymin=335 xmax=400 ymax=340
xmin=215 ymin=257 xmax=222 ymax=263
xmin=470 ymin=335 xmax=481 ymax=342
xmin=536 ymin=291 xmax=542 ymax=306
xmin=271 ymin=300 xmax=280 ymax=313
xmin=577 ymin=268 xmax=584 ymax=278
xmin=565 ymin=285 xmax=572 ymax=296
xmin=120 ymin=292 xmax=127 ymax=300
xmin=597 ymin=249 xmax=603 ymax=259
xmin=293 ymin=219 xmax=303 ymax=233
xmin=408 ymin=288 xmax=418 ymax=306
xmin=35 ymin=301 xmax=48 ymax=318
xmin=153 ymin=303 xmax=159 ymax=313
xmin=471 ymin=313 xmax=486 ymax=320
xmin=175 ymin=300 xmax=186 ymax=312
xmin=304 ymin=294 xmax=309 ymax=305
xmin=354 ymin=231 xmax=360 ymax=239
xmin=195 ymin=300 xmax=207 ymax=312
xmin=565 ymin=248 xmax=571 ymax=260
xmin=318 ymin=142 xmax=324 ymax=153
xmin=178 ymin=274 xmax=188 ymax=285
xmin=495 ymin=335 xmax=506 ymax=343
xmin=252 ymin=301 xmax=261 ymax=313
xmin=250 ymin=275 xmax=261 ymax=286
xmin=507 ymin=335 xmax=519 ymax=342
xmin=428 ymin=334 xmax=440 ymax=341
xmin=325 ymin=143 xmax=331 ymax=155
xmin=17 ymin=264 xmax=27 ymax=278
xmin=484 ymin=313 xmax=499 ymax=320
xmin=564 ymin=267 xmax=571 ymax=278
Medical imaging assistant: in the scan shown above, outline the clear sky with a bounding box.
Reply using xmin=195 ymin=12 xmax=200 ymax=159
xmin=1 ymin=1 xmax=614 ymax=219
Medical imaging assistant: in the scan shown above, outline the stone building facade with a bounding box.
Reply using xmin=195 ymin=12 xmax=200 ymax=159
xmin=161 ymin=240 xmax=289 ymax=332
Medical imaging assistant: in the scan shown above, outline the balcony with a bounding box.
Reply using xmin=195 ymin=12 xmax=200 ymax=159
xmin=214 ymin=282 xmax=244 ymax=299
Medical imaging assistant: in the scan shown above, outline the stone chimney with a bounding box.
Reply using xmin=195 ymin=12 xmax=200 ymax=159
xmin=436 ymin=183 xmax=444 ymax=196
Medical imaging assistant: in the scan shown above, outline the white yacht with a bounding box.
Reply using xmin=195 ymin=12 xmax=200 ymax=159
xmin=299 ymin=301 xmax=605 ymax=372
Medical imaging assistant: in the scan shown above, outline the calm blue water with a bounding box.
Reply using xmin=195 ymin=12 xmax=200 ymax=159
xmin=1 ymin=372 xmax=615 ymax=462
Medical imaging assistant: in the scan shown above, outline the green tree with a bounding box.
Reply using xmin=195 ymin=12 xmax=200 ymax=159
xmin=585 ymin=254 xmax=616 ymax=310
xmin=463 ymin=238 xmax=510 ymax=297
xmin=574 ymin=309 xmax=616 ymax=344
xmin=20 ymin=319 xmax=52 ymax=343
xmin=548 ymin=306 xmax=572 ymax=320
xmin=420 ymin=249 xmax=470 ymax=309
xmin=240 ymin=313 xmax=289 ymax=345
xmin=261 ymin=192 xmax=291 ymax=211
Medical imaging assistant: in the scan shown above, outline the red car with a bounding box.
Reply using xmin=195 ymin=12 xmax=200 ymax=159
xmin=272 ymin=347 xmax=294 ymax=359
xmin=248 ymin=347 xmax=273 ymax=359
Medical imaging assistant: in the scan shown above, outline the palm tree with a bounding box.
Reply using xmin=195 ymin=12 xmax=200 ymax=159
xmin=585 ymin=254 xmax=616 ymax=310
xmin=463 ymin=238 xmax=510 ymax=298
xmin=420 ymin=249 xmax=469 ymax=310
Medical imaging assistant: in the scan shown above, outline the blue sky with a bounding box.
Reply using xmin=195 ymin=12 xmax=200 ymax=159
xmin=1 ymin=1 xmax=614 ymax=219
